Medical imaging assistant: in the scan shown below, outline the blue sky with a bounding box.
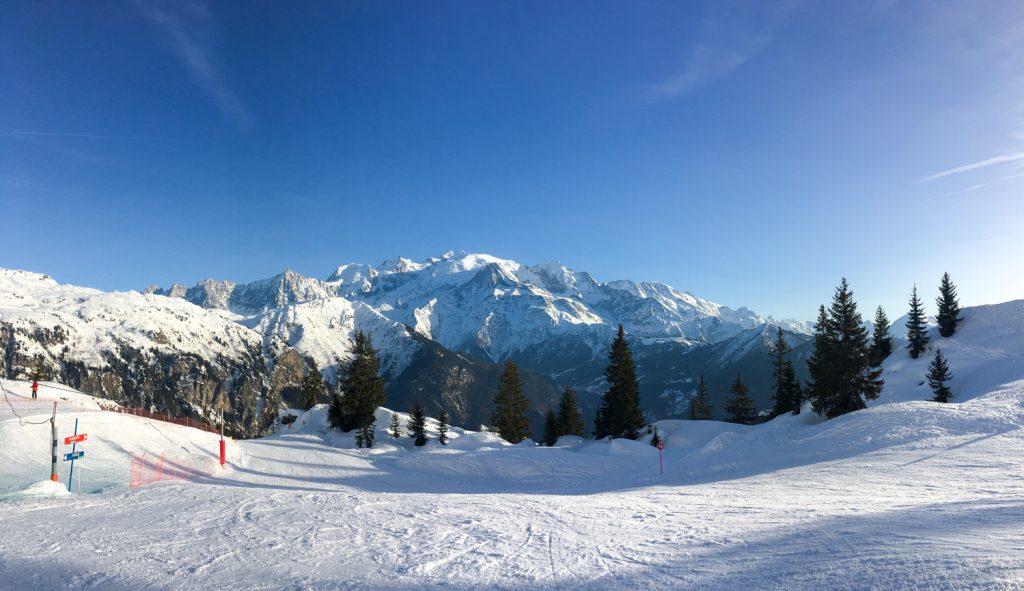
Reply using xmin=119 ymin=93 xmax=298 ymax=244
xmin=2 ymin=0 xmax=1022 ymax=320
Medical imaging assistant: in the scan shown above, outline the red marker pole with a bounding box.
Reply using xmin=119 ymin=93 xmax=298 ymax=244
xmin=219 ymin=410 xmax=225 ymax=467
xmin=657 ymin=441 xmax=665 ymax=477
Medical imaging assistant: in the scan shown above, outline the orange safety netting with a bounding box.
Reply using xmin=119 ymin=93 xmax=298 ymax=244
xmin=128 ymin=452 xmax=220 ymax=488
xmin=111 ymin=407 xmax=220 ymax=434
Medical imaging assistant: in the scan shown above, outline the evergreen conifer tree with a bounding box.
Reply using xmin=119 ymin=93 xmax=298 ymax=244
xmin=870 ymin=306 xmax=893 ymax=366
xmin=542 ymin=410 xmax=560 ymax=446
xmin=808 ymin=279 xmax=885 ymax=418
xmin=408 ymin=402 xmax=427 ymax=446
xmin=328 ymin=391 xmax=345 ymax=430
xmin=593 ymin=408 xmax=607 ymax=439
xmin=388 ymin=412 xmax=402 ymax=439
xmin=337 ymin=331 xmax=387 ymax=448
xmin=906 ymin=285 xmax=930 ymax=359
xmin=689 ymin=374 xmax=713 ymax=420
xmin=649 ymin=427 xmax=662 ymax=448
xmin=927 ymin=349 xmax=954 ymax=403
xmin=356 ymin=423 xmax=375 ymax=449
xmin=491 ymin=360 xmax=531 ymax=443
xmin=556 ymin=386 xmax=585 ymax=438
xmin=935 ymin=272 xmax=963 ymax=338
xmin=807 ymin=304 xmax=832 ymax=389
xmin=725 ymin=374 xmax=757 ymax=425
xmin=784 ymin=364 xmax=803 ymax=415
xmin=437 ymin=410 xmax=449 ymax=445
xmin=770 ymin=327 xmax=801 ymax=416
xmin=301 ymin=363 xmax=328 ymax=410
xmin=596 ymin=325 xmax=645 ymax=439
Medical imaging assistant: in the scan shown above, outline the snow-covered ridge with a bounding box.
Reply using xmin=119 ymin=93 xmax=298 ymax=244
xmin=0 ymin=268 xmax=422 ymax=379
xmin=149 ymin=250 xmax=812 ymax=362
xmin=0 ymin=268 xmax=261 ymax=368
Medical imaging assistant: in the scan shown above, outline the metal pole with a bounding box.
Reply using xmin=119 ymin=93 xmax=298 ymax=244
xmin=50 ymin=402 xmax=59 ymax=482
xmin=219 ymin=409 xmax=225 ymax=467
xmin=67 ymin=417 xmax=79 ymax=492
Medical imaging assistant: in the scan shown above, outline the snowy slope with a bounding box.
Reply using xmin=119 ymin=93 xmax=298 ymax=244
xmin=0 ymin=269 xmax=261 ymax=369
xmin=2 ymin=363 xmax=1023 ymax=590
xmin=878 ymin=299 xmax=1024 ymax=405
xmin=2 ymin=301 xmax=1024 ymax=589
xmin=239 ymin=297 xmax=423 ymax=380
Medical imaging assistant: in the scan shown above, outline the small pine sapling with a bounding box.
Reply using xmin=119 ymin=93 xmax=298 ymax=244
xmin=437 ymin=410 xmax=449 ymax=446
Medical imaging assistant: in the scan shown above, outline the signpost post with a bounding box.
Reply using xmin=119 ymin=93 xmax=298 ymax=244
xmin=64 ymin=418 xmax=87 ymax=492
xmin=656 ymin=440 xmax=664 ymax=477
xmin=50 ymin=402 xmax=59 ymax=482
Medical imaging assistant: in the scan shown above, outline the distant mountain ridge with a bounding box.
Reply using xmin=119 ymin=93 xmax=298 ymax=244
xmin=145 ymin=251 xmax=815 ymax=420
xmin=3 ymin=252 xmax=816 ymax=435
xmin=155 ymin=250 xmax=812 ymax=351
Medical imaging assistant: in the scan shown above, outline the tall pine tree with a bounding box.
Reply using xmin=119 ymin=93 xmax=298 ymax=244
xmin=927 ymin=349 xmax=954 ymax=403
xmin=328 ymin=391 xmax=345 ymax=430
xmin=935 ymin=272 xmax=963 ymax=338
xmin=337 ymin=331 xmax=387 ymax=448
xmin=300 ymin=361 xmax=328 ymax=410
xmin=870 ymin=306 xmax=893 ymax=366
xmin=407 ymin=402 xmax=427 ymax=446
xmin=770 ymin=327 xmax=801 ymax=416
xmin=725 ymin=374 xmax=757 ymax=425
xmin=595 ymin=325 xmax=644 ymax=439
xmin=906 ymin=285 xmax=930 ymax=359
xmin=542 ymin=410 xmax=560 ymax=446
xmin=491 ymin=360 xmax=531 ymax=443
xmin=808 ymin=279 xmax=884 ymax=418
xmin=689 ymin=374 xmax=713 ymax=420
xmin=556 ymin=386 xmax=585 ymax=438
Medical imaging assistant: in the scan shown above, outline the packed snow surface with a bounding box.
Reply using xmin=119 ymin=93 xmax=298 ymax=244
xmin=1 ymin=301 xmax=1023 ymax=590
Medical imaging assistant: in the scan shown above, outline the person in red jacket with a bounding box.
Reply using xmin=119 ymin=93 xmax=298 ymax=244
xmin=31 ymin=380 xmax=39 ymax=399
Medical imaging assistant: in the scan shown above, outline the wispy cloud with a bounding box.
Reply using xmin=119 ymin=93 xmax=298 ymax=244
xmin=6 ymin=131 xmax=167 ymax=141
xmin=920 ymin=151 xmax=1024 ymax=182
xmin=135 ymin=0 xmax=252 ymax=129
xmin=943 ymin=168 xmax=1024 ymax=196
xmin=639 ymin=0 xmax=802 ymax=103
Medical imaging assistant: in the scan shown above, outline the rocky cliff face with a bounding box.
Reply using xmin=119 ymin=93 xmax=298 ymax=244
xmin=0 ymin=270 xmax=273 ymax=436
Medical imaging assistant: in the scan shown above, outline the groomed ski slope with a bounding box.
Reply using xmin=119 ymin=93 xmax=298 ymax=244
xmin=1 ymin=302 xmax=1023 ymax=590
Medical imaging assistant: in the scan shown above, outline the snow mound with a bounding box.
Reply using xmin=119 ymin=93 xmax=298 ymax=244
xmin=2 ymin=479 xmax=71 ymax=501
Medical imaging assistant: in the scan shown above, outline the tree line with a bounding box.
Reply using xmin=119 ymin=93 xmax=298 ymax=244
xmin=320 ymin=273 xmax=964 ymax=447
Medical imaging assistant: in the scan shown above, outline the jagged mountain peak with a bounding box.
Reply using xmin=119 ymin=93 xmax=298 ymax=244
xmin=139 ymin=252 xmax=814 ymax=367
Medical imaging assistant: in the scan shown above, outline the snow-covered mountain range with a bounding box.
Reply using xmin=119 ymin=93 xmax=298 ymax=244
xmin=3 ymin=252 xmax=817 ymax=434
xmin=155 ymin=251 xmax=812 ymax=358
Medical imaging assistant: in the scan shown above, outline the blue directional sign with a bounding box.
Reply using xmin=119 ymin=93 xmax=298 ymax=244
xmin=63 ymin=451 xmax=85 ymax=462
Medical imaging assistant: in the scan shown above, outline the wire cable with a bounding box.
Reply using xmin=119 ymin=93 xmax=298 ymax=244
xmin=0 ymin=378 xmax=54 ymax=426
xmin=32 ymin=381 xmax=84 ymax=396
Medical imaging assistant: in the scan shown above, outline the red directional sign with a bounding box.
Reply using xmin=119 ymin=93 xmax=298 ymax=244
xmin=656 ymin=441 xmax=664 ymax=450
xmin=64 ymin=433 xmax=87 ymax=445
